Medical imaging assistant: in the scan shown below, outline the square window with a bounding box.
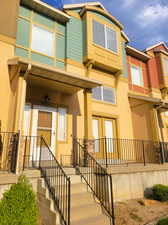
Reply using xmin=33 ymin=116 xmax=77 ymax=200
xmin=164 ymin=58 xmax=168 ymax=75
xmin=131 ymin=65 xmax=143 ymax=86
xmin=31 ymin=24 xmax=54 ymax=57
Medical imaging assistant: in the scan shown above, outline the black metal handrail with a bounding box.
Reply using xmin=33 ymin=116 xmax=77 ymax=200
xmin=0 ymin=131 xmax=19 ymax=173
xmin=39 ymin=137 xmax=71 ymax=225
xmin=78 ymin=138 xmax=164 ymax=167
xmin=73 ymin=138 xmax=115 ymax=225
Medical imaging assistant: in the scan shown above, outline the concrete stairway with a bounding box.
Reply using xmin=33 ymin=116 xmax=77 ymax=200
xmin=64 ymin=168 xmax=110 ymax=225
xmin=37 ymin=179 xmax=58 ymax=225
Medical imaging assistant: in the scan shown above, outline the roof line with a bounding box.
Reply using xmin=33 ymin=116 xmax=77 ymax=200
xmin=63 ymin=2 xmax=106 ymax=11
xmin=145 ymin=42 xmax=168 ymax=52
xmin=127 ymin=45 xmax=151 ymax=60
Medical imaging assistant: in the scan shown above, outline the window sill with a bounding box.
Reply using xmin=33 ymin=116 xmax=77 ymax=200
xmin=93 ymin=43 xmax=118 ymax=56
xmin=92 ymin=99 xmax=117 ymax=106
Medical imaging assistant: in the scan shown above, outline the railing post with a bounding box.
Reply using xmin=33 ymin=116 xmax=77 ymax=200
xmin=160 ymin=142 xmax=165 ymax=164
xmin=23 ymin=136 xmax=28 ymax=171
xmin=105 ymin=137 xmax=108 ymax=168
xmin=68 ymin=177 xmax=71 ymax=225
xmin=109 ymin=175 xmax=115 ymax=225
xmin=142 ymin=140 xmax=146 ymax=166
xmin=39 ymin=136 xmax=43 ymax=169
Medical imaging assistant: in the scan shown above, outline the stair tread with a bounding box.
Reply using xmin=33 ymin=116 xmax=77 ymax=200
xmin=71 ymin=214 xmax=109 ymax=225
xmin=71 ymin=202 xmax=103 ymax=221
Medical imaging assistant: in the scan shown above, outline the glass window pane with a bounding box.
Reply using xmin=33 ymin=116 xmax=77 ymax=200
xmin=164 ymin=58 xmax=168 ymax=75
xmin=58 ymin=108 xmax=67 ymax=141
xmin=92 ymin=86 xmax=102 ymax=100
xmin=93 ymin=20 xmax=105 ymax=48
xmin=106 ymin=27 xmax=117 ymax=53
xmin=92 ymin=119 xmax=99 ymax=152
xmin=37 ymin=129 xmax=51 ymax=146
xmin=131 ymin=66 xmax=143 ymax=86
xmin=105 ymin=120 xmax=114 ymax=153
xmin=103 ymin=87 xmax=116 ymax=103
xmin=32 ymin=24 xmax=54 ymax=56
xmin=38 ymin=111 xmax=52 ymax=128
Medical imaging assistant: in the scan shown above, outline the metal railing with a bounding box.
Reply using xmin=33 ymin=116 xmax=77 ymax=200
xmin=73 ymin=138 xmax=115 ymax=225
xmin=22 ymin=136 xmax=41 ymax=170
xmin=22 ymin=136 xmax=71 ymax=225
xmin=79 ymin=138 xmax=164 ymax=167
xmin=39 ymin=137 xmax=71 ymax=225
xmin=0 ymin=132 xmax=19 ymax=173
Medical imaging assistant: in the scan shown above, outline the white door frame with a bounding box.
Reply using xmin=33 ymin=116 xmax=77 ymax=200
xmin=30 ymin=105 xmax=57 ymax=160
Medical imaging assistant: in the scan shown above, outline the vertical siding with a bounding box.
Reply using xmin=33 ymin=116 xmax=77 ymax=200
xmin=16 ymin=18 xmax=30 ymax=48
xmin=66 ymin=17 xmax=83 ymax=62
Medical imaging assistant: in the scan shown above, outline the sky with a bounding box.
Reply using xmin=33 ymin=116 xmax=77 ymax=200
xmin=44 ymin=0 xmax=168 ymax=50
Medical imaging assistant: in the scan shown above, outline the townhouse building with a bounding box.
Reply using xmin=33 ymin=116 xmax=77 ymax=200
xmin=1 ymin=1 xmax=168 ymax=224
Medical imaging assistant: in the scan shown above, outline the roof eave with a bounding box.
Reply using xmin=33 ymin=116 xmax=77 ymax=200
xmin=21 ymin=0 xmax=70 ymax=23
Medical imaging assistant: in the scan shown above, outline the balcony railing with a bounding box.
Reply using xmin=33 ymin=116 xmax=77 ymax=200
xmin=75 ymin=138 xmax=167 ymax=167
xmin=0 ymin=132 xmax=19 ymax=173
xmin=73 ymin=138 xmax=115 ymax=225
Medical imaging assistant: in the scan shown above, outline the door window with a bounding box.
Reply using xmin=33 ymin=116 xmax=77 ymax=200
xmin=92 ymin=119 xmax=100 ymax=152
xmin=37 ymin=111 xmax=52 ymax=147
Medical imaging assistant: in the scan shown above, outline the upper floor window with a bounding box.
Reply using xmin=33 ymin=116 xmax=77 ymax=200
xmin=164 ymin=58 xmax=168 ymax=75
xmin=92 ymin=86 xmax=116 ymax=104
xmin=32 ymin=24 xmax=54 ymax=57
xmin=93 ymin=20 xmax=117 ymax=53
xmin=130 ymin=65 xmax=143 ymax=86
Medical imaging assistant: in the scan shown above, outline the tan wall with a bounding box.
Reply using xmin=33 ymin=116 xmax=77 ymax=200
xmin=90 ymin=70 xmax=134 ymax=139
xmin=130 ymin=98 xmax=157 ymax=140
xmin=0 ymin=40 xmax=15 ymax=131
xmin=0 ymin=0 xmax=20 ymax=40
xmin=112 ymin=169 xmax=168 ymax=202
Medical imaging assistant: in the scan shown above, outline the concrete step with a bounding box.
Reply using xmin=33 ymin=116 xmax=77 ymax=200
xmin=71 ymin=214 xmax=110 ymax=225
xmin=69 ymin=175 xmax=82 ymax=184
xmin=71 ymin=192 xmax=95 ymax=208
xmin=63 ymin=167 xmax=76 ymax=175
xmin=70 ymin=183 xmax=89 ymax=194
xmin=71 ymin=202 xmax=103 ymax=222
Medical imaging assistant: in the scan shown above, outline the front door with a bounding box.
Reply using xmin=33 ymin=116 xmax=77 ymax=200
xmin=31 ymin=106 xmax=57 ymax=162
xmin=92 ymin=116 xmax=117 ymax=161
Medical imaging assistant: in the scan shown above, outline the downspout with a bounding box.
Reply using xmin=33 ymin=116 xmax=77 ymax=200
xmin=154 ymin=105 xmax=165 ymax=163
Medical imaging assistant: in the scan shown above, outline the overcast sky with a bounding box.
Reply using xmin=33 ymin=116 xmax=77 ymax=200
xmin=45 ymin=0 xmax=168 ymax=50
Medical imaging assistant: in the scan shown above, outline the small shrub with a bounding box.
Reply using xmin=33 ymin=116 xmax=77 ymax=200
xmin=152 ymin=184 xmax=168 ymax=202
xmin=0 ymin=175 xmax=38 ymax=225
xmin=157 ymin=217 xmax=168 ymax=225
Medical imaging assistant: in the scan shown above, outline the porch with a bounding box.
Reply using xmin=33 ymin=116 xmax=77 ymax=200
xmin=5 ymin=57 xmax=101 ymax=172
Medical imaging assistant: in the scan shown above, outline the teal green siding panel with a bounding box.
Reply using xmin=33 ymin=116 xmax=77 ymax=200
xmin=122 ymin=43 xmax=128 ymax=78
xmin=34 ymin=12 xmax=55 ymax=29
xmin=67 ymin=17 xmax=83 ymax=62
xmin=57 ymin=23 xmax=66 ymax=33
xmin=93 ymin=12 xmax=115 ymax=27
xmin=56 ymin=61 xmax=65 ymax=70
xmin=16 ymin=18 xmax=30 ymax=48
xmin=31 ymin=53 xmax=54 ymax=66
xmin=56 ymin=34 xmax=65 ymax=59
xmin=83 ymin=19 xmax=87 ymax=57
xmin=19 ymin=5 xmax=31 ymax=19
xmin=15 ymin=47 xmax=29 ymax=58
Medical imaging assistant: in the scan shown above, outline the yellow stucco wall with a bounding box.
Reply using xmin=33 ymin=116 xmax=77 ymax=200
xmin=0 ymin=40 xmax=15 ymax=131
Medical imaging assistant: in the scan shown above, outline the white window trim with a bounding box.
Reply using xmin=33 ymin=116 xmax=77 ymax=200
xmin=93 ymin=20 xmax=118 ymax=54
xmin=164 ymin=58 xmax=168 ymax=75
xmin=130 ymin=65 xmax=144 ymax=87
xmin=57 ymin=107 xmax=67 ymax=142
xmin=93 ymin=86 xmax=116 ymax=104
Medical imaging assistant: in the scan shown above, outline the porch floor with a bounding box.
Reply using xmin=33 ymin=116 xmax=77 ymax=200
xmin=105 ymin=163 xmax=168 ymax=174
